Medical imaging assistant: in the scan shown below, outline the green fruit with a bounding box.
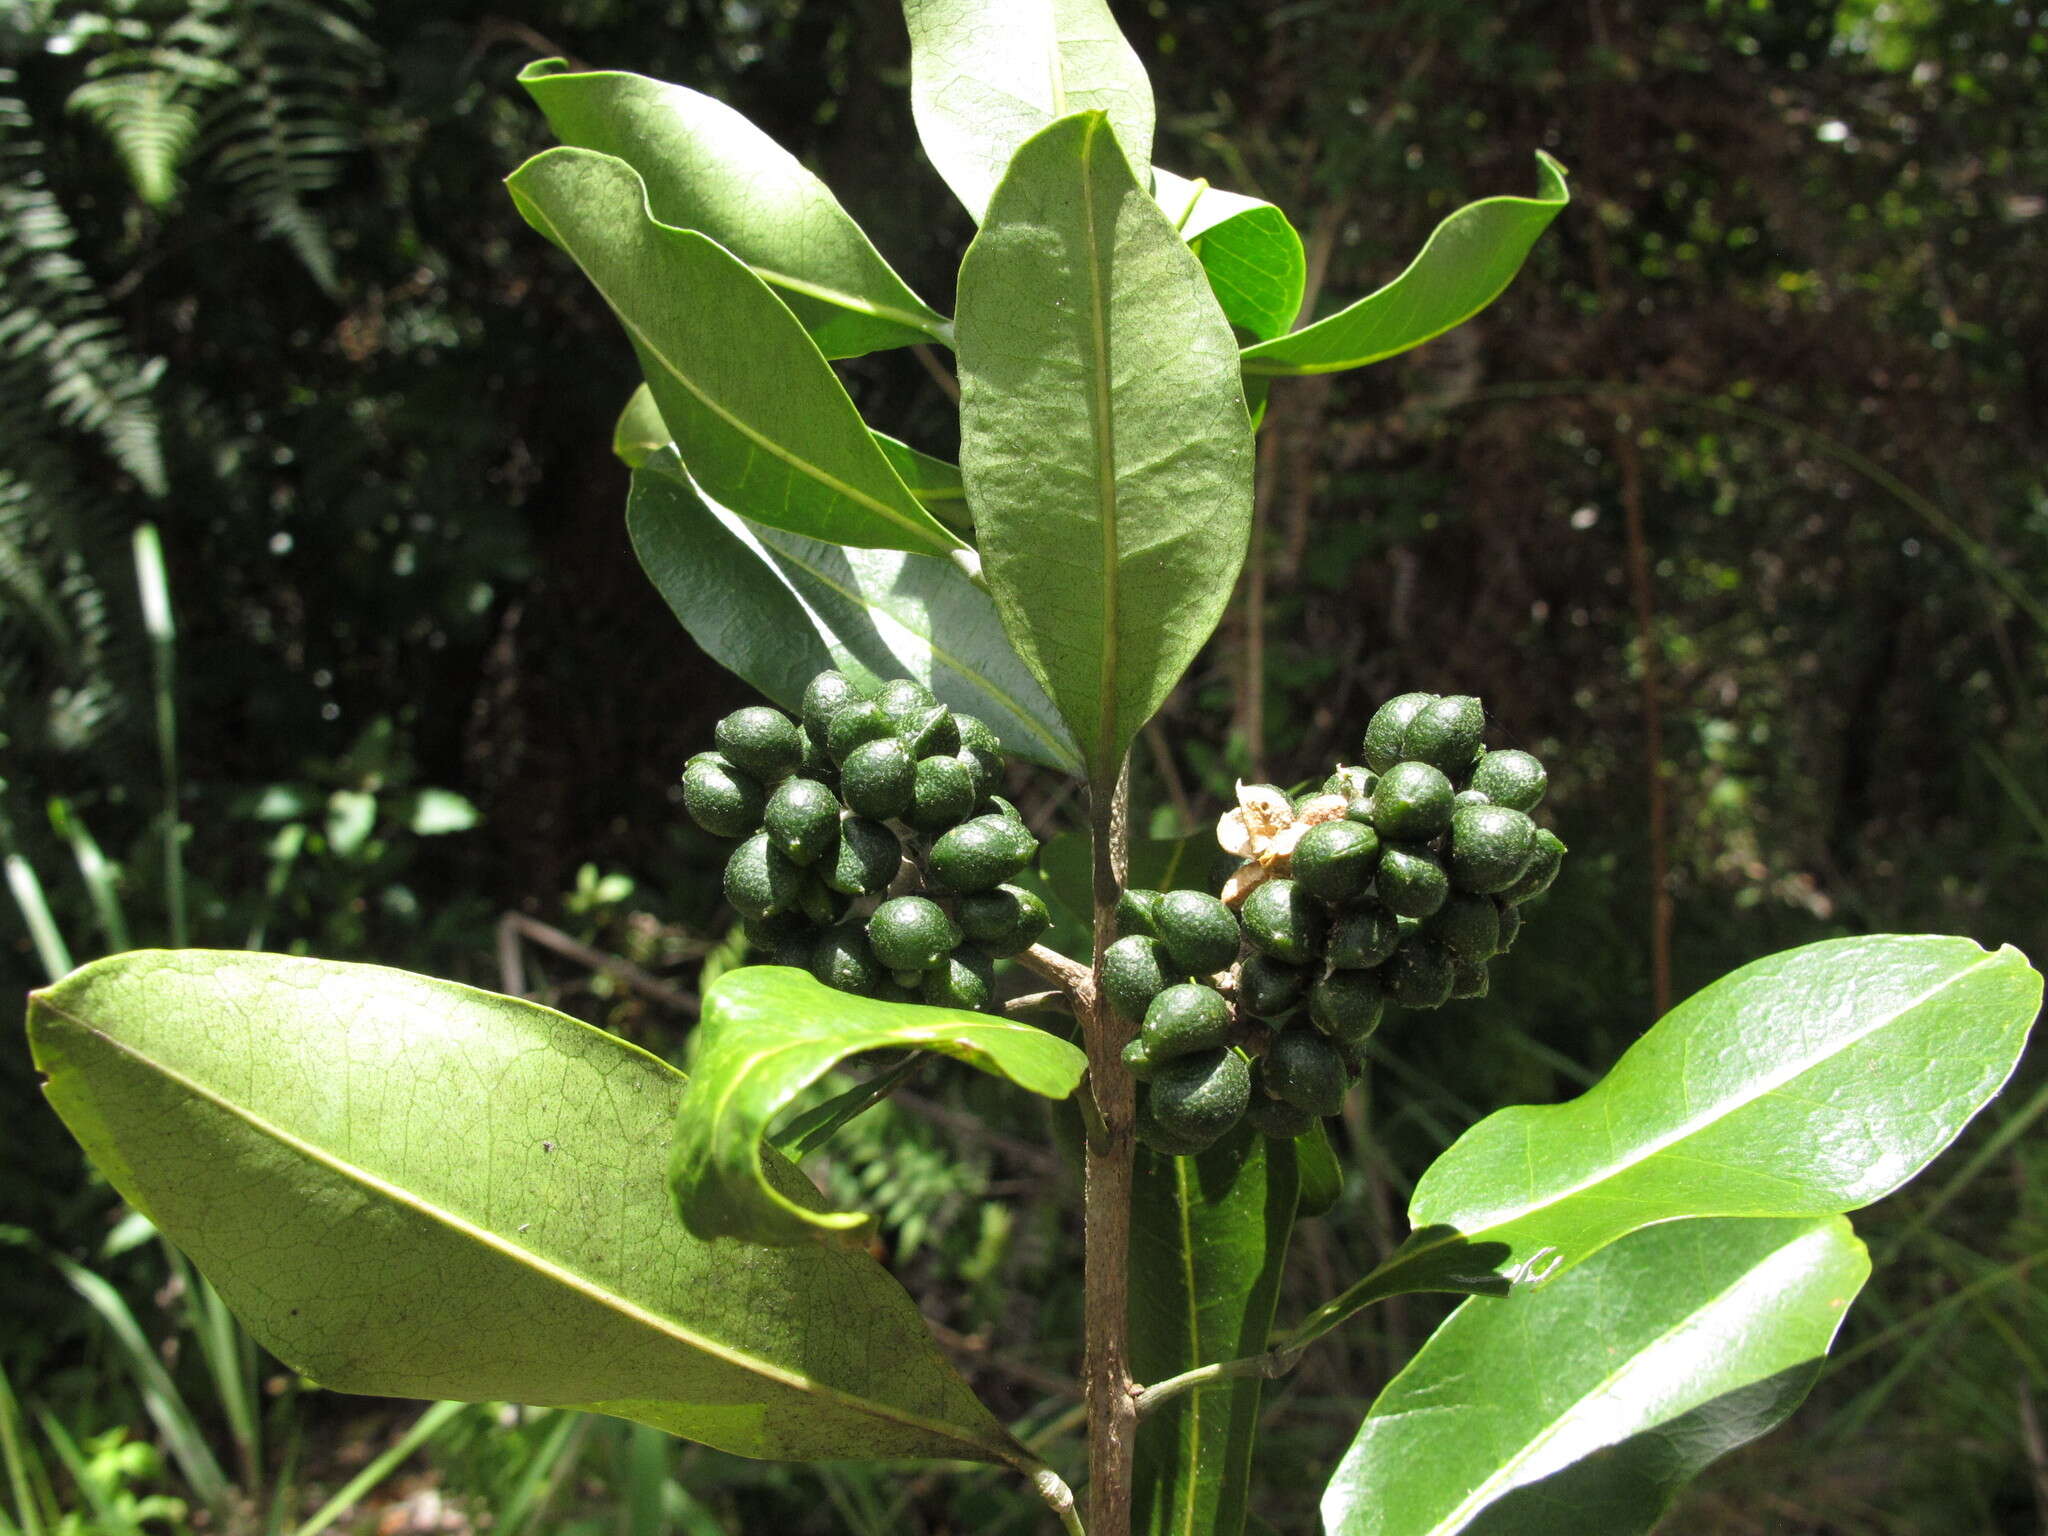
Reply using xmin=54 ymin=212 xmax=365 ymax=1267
xmin=1116 ymin=888 xmax=1163 ymax=940
xmin=1500 ymin=827 xmax=1567 ymax=904
xmin=1102 ymin=934 xmax=1169 ymax=1022
xmin=906 ymin=754 xmax=976 ymax=831
xmin=1447 ymin=804 xmax=1538 ymax=894
xmin=957 ymin=884 xmax=1051 ymax=955
xmin=724 ymin=832 xmax=803 ymax=919
xmin=801 ymin=670 xmax=864 ymax=740
xmin=1369 ymin=760 xmax=1455 ymax=842
xmin=1427 ymin=891 xmax=1501 ymax=960
xmin=1401 ymin=694 xmax=1485 ymax=776
xmin=1497 ymin=899 xmax=1524 ymax=951
xmin=981 ymin=793 xmax=1027 ymax=826
xmin=922 ymin=945 xmax=996 ymax=1011
xmin=1364 ymin=692 xmax=1438 ymax=773
xmin=953 ymin=715 xmax=1004 ymax=796
xmin=1469 ymin=748 xmax=1547 ymax=811
xmin=682 ymin=752 xmax=765 ymax=839
xmin=1324 ymin=764 xmax=1375 ymax=800
xmin=1141 ymin=983 xmax=1233 ymax=1059
xmin=1262 ymin=1029 xmax=1347 ymax=1117
xmin=890 ymin=967 xmax=926 ymax=991
xmin=715 ymin=706 xmax=803 ymax=781
xmin=1238 ymin=953 xmax=1310 ymax=1019
xmin=1147 ymin=1048 xmax=1252 ymax=1154
xmin=811 ymin=924 xmax=883 ymax=996
xmin=1136 ymin=1090 xmax=1214 ymax=1156
xmin=798 ymin=725 xmax=836 ymax=781
xmin=1245 ymin=1093 xmax=1317 ymax=1140
xmin=1327 ymin=899 xmax=1400 ymax=969
xmin=840 ymin=737 xmax=915 ymax=820
xmin=826 ymin=700 xmax=895 ymax=764
xmin=1450 ymin=960 xmax=1491 ymax=999
xmin=1375 ymin=844 xmax=1450 ymax=919
xmin=1454 ymin=789 xmax=1492 ymax=807
xmin=797 ymin=878 xmax=852 ymax=927
xmin=929 ymin=816 xmax=1033 ymax=893
xmin=1309 ymin=970 xmax=1385 ymax=1053
xmin=1155 ymin=890 xmax=1241 ymax=975
xmin=1240 ymin=878 xmax=1326 ymax=965
xmin=742 ymin=908 xmax=813 ymax=953
xmin=763 ymin=777 xmax=840 ymax=866
xmin=895 ymin=703 xmax=960 ymax=758
xmin=876 ymin=677 xmax=938 ymax=717
xmin=1122 ymin=1036 xmax=1159 ymax=1081
xmin=825 ymin=815 xmax=901 ymax=896
xmin=1291 ymin=819 xmax=1381 ymax=902
xmin=1385 ymin=937 xmax=1456 ymax=1009
xmin=866 ymin=895 xmax=960 ymax=971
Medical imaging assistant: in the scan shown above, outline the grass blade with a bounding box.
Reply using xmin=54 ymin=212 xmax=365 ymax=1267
xmin=289 ymin=1400 xmax=468 ymax=1536
xmin=46 ymin=799 xmax=130 ymax=953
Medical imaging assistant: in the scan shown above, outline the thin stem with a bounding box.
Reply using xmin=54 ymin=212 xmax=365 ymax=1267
xmin=1031 ymin=1464 xmax=1088 ymax=1536
xmin=1081 ymin=760 xmax=1137 ymax=1536
xmin=1017 ymin=942 xmax=1096 ymax=1003
xmin=132 ymin=524 xmax=185 ymax=948
xmin=1132 ymin=1344 xmax=1304 ymax=1419
xmin=1614 ymin=422 xmax=1671 ymax=1018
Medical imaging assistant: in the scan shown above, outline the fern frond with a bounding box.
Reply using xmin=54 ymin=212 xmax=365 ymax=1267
xmin=0 ymin=71 xmax=167 ymax=495
xmin=68 ymin=49 xmax=236 ymax=208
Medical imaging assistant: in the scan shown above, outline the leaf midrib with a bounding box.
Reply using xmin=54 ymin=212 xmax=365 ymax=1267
xmin=38 ymin=1001 xmax=1011 ymax=1461
xmin=733 ymin=514 xmax=1079 ymax=769
xmin=1077 ymin=113 xmax=1119 ymax=780
xmin=515 ymin=182 xmax=958 ymax=555
xmin=1420 ymin=1225 xmax=1833 ymax=1535
xmin=1424 ymin=947 xmax=2007 ymax=1238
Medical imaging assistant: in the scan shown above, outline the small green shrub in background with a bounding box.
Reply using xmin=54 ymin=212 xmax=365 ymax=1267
xmin=21 ymin=5 xmax=2043 ymax=1534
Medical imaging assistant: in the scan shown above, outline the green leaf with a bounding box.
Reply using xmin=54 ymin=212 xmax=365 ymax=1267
xmin=616 ymin=383 xmax=968 ymax=525
xmin=1294 ymin=935 xmax=2040 ymax=1344
xmin=506 ymin=148 xmax=962 ymax=558
xmin=1323 ymin=1215 xmax=1871 ymax=1536
xmin=904 ymin=0 xmax=1154 ymax=223
xmin=519 ymin=60 xmax=947 ymax=358
xmin=1154 ymin=169 xmax=1306 ymax=343
xmin=1242 ymin=152 xmax=1570 ymax=377
xmin=956 ymin=114 xmax=1255 ymax=785
xmin=1131 ymin=1127 xmax=1299 ymax=1536
xmin=612 ymin=383 xmax=668 ymax=468
xmin=27 ymin=951 xmax=1025 ymax=1466
xmin=628 ymin=451 xmax=1080 ymax=773
xmin=668 ymin=965 xmax=1086 ymax=1246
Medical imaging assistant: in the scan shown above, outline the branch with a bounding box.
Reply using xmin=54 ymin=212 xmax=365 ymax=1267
xmin=496 ymin=913 xmax=699 ymax=1016
xmin=1016 ymin=942 xmax=1096 ymax=1005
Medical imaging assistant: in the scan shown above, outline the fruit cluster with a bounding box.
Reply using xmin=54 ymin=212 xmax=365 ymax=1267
xmin=682 ymin=673 xmax=1051 ymax=1011
xmin=1119 ymin=691 xmax=1566 ymax=1157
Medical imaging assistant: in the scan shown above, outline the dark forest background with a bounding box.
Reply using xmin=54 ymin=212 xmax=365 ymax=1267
xmin=2 ymin=1 xmax=2044 ymax=1531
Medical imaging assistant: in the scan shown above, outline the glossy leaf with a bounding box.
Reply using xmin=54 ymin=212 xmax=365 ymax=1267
xmin=904 ymin=0 xmax=1154 ymax=223
xmin=1242 ymin=152 xmax=1570 ymax=377
xmin=1294 ymin=935 xmax=2040 ymax=1344
xmin=956 ymin=114 xmax=1255 ymax=784
xmin=628 ymin=451 xmax=1080 ymax=773
xmin=614 ymin=384 xmax=966 ymax=522
xmin=519 ymin=59 xmax=947 ymax=358
xmin=506 ymin=148 xmax=962 ymax=557
xmin=1131 ymin=1128 xmax=1299 ymax=1536
xmin=1323 ymin=1215 xmax=1871 ymax=1536
xmin=669 ymin=965 xmax=1086 ymax=1247
xmin=1155 ymin=169 xmax=1307 ymax=342
xmin=27 ymin=951 xmax=1024 ymax=1465
xmin=612 ymin=382 xmax=667 ymax=468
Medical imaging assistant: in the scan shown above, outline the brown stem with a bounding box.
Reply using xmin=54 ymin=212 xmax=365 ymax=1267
xmin=496 ymin=912 xmax=700 ymax=1016
xmin=1083 ymin=761 xmax=1137 ymax=1535
xmin=1615 ymin=423 xmax=1672 ymax=1018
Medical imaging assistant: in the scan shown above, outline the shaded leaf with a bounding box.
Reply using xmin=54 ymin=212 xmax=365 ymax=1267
xmin=1322 ymin=1216 xmax=1870 ymax=1536
xmin=957 ymin=113 xmax=1254 ymax=784
xmin=28 ymin=952 xmax=1024 ymax=1465
xmin=668 ymin=965 xmax=1086 ymax=1246
xmin=1131 ymin=1127 xmax=1299 ymax=1536
xmin=506 ymin=148 xmax=961 ymax=557
xmin=520 ymin=60 xmax=946 ymax=357
xmin=628 ymin=451 xmax=1079 ymax=773
xmin=1293 ymin=935 xmax=2040 ymax=1344
xmin=1155 ymin=168 xmax=1307 ymax=342
xmin=904 ymin=0 xmax=1154 ymax=223
xmin=1242 ymin=153 xmax=1569 ymax=377
xmin=612 ymin=382 xmax=667 ymax=468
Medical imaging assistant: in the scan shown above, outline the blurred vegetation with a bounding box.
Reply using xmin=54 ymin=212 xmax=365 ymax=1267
xmin=1 ymin=0 xmax=2043 ymax=1531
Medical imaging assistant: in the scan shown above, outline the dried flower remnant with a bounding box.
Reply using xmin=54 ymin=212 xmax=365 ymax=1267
xmin=1215 ymin=780 xmax=1347 ymax=904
